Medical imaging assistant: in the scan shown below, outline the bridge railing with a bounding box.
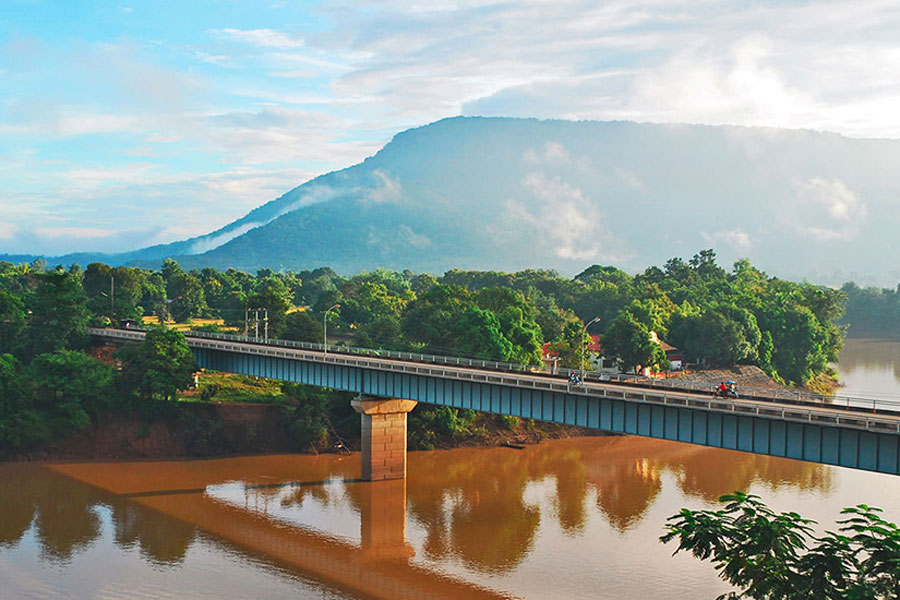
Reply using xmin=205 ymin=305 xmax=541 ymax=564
xmin=182 ymin=333 xmax=900 ymax=435
xmin=181 ymin=329 xmax=538 ymax=375
xmin=91 ymin=327 xmax=900 ymax=415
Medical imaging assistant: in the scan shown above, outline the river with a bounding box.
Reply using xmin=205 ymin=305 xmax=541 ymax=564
xmin=837 ymin=338 xmax=900 ymax=404
xmin=2 ymin=342 xmax=900 ymax=600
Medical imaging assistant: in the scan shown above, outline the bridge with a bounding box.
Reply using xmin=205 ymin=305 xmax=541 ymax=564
xmin=90 ymin=327 xmax=900 ymax=479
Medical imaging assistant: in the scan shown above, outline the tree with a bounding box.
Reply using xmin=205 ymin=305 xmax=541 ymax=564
xmin=548 ymin=319 xmax=592 ymax=369
xmin=671 ymin=306 xmax=760 ymax=367
xmin=0 ymin=353 xmax=45 ymax=450
xmin=30 ymin=350 xmax=114 ymax=429
xmin=84 ymin=263 xmax=145 ymax=323
xmin=246 ymin=277 xmax=292 ymax=338
xmin=119 ymin=327 xmax=195 ymax=402
xmin=602 ymin=310 xmax=668 ymax=373
xmin=161 ymin=259 xmax=206 ymax=322
xmin=26 ymin=269 xmax=89 ymax=357
xmin=474 ymin=287 xmax=543 ymax=364
xmin=282 ymin=310 xmax=324 ymax=344
xmin=455 ymin=306 xmax=513 ymax=361
xmin=661 ymin=492 xmax=900 ymax=600
xmin=0 ymin=289 xmax=26 ymax=355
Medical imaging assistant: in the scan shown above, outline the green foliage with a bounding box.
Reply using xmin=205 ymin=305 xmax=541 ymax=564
xmin=602 ymin=311 xmax=668 ymax=373
xmin=281 ymin=383 xmax=357 ymax=452
xmin=30 ymin=350 xmax=114 ymax=425
xmin=247 ymin=276 xmax=292 ymax=337
xmin=408 ymin=405 xmax=477 ymax=450
xmin=549 ymin=320 xmax=592 ymax=369
xmin=0 ymin=290 xmax=26 ymax=355
xmin=190 ymin=372 xmax=283 ymax=403
xmin=840 ymin=282 xmax=899 ymax=338
xmin=26 ymin=269 xmax=90 ymax=358
xmin=83 ymin=263 xmax=145 ymax=322
xmin=0 ymin=353 xmax=47 ymax=450
xmin=282 ymin=310 xmax=324 ymax=343
xmin=661 ymin=492 xmax=900 ymax=600
xmin=119 ymin=327 xmax=195 ymax=403
xmin=671 ymin=306 xmax=761 ymax=367
xmin=401 ymin=284 xmax=542 ymax=364
xmin=162 ymin=259 xmax=207 ymax=322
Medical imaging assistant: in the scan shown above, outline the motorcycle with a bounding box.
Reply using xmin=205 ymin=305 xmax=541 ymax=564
xmin=713 ymin=381 xmax=739 ymax=399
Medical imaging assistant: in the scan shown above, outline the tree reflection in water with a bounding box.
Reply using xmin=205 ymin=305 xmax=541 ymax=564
xmin=110 ymin=499 xmax=196 ymax=564
xmin=0 ymin=434 xmax=834 ymax=581
xmin=404 ymin=435 xmax=832 ymax=572
xmin=0 ymin=463 xmax=198 ymax=565
xmin=0 ymin=464 xmax=102 ymax=562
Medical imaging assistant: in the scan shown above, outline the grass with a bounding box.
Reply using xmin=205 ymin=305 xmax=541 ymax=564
xmin=179 ymin=371 xmax=287 ymax=404
xmin=140 ymin=316 xmax=241 ymax=333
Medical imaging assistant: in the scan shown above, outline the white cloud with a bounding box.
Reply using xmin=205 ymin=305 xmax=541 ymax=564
xmin=212 ymin=28 xmax=305 ymax=49
xmin=701 ymin=229 xmax=752 ymax=251
xmin=397 ymin=224 xmax=431 ymax=249
xmin=789 ymin=177 xmax=867 ymax=241
xmin=188 ymin=221 xmax=263 ymax=255
xmin=269 ymin=70 xmax=315 ymax=78
xmin=514 ymin=171 xmax=625 ymax=262
xmin=0 ymin=222 xmax=16 ymax=238
xmin=6 ymin=0 xmax=900 ymax=258
xmin=34 ymin=226 xmax=113 ymax=238
xmin=524 ymin=141 xmax=571 ymax=166
xmin=364 ymin=170 xmax=403 ymax=204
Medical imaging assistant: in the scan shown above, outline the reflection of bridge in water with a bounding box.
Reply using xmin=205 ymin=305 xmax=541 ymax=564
xmin=92 ymin=327 xmax=900 ymax=478
xmin=48 ymin=458 xmax=512 ymax=600
xmin=1 ymin=437 xmax=836 ymax=598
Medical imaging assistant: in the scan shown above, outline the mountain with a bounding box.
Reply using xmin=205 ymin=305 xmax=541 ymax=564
xmin=7 ymin=117 xmax=900 ymax=284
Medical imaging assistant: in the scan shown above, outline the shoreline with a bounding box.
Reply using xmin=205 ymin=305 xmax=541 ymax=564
xmin=2 ymin=402 xmax=602 ymax=463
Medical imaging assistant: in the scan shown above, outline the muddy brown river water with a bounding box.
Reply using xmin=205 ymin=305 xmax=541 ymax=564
xmin=3 ymin=340 xmax=900 ymax=599
xmin=3 ymin=434 xmax=900 ymax=600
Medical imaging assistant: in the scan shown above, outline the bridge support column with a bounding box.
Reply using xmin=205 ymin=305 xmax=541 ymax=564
xmin=352 ymin=397 xmax=418 ymax=481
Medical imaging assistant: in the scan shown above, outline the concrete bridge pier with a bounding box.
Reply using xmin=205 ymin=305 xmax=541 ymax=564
xmin=351 ymin=396 xmax=418 ymax=481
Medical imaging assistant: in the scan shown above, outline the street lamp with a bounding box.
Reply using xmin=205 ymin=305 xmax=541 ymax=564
xmin=581 ymin=316 xmax=601 ymax=383
xmin=323 ymin=303 xmax=340 ymax=356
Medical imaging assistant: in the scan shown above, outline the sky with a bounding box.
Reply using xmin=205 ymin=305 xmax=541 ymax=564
xmin=2 ymin=0 xmax=900 ymax=256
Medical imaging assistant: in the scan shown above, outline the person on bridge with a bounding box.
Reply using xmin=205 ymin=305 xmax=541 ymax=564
xmin=719 ymin=381 xmax=727 ymax=394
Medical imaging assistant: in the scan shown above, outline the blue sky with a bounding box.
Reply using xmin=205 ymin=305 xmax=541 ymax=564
xmin=2 ymin=0 xmax=900 ymax=256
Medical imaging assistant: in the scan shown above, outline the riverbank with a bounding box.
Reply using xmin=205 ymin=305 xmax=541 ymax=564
xmin=663 ymin=364 xmax=840 ymax=396
xmin=4 ymin=401 xmax=598 ymax=462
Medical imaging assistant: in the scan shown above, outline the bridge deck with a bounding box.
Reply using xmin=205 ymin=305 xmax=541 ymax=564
xmin=90 ymin=328 xmax=900 ymax=475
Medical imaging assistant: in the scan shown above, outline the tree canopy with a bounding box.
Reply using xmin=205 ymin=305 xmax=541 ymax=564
xmin=662 ymin=492 xmax=900 ymax=600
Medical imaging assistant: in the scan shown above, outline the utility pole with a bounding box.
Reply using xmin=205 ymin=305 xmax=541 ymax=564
xmin=581 ymin=316 xmax=602 ymax=383
xmin=324 ymin=303 xmax=340 ymax=356
xmin=110 ymin=274 xmax=115 ymax=325
xmin=245 ymin=308 xmax=269 ymax=342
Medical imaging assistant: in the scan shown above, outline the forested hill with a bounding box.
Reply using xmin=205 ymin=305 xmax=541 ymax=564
xmin=840 ymin=283 xmax=900 ymax=338
xmin=6 ymin=117 xmax=900 ymax=285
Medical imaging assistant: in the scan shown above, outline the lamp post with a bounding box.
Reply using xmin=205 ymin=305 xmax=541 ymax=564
xmin=581 ymin=316 xmax=601 ymax=383
xmin=323 ymin=303 xmax=340 ymax=356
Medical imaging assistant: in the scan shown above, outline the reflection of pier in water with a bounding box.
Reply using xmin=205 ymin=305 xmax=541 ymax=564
xmin=48 ymin=457 xmax=511 ymax=600
xmin=6 ymin=436 xmax=836 ymax=598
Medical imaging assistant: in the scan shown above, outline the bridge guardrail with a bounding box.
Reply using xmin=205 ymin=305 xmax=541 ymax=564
xmin=175 ymin=333 xmax=900 ymax=435
xmin=89 ymin=327 xmax=900 ymax=419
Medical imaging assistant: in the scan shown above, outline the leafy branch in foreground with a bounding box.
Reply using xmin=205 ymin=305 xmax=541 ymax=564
xmin=661 ymin=491 xmax=900 ymax=599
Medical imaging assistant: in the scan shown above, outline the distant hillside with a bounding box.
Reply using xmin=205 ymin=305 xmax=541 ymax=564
xmin=7 ymin=117 xmax=900 ymax=284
